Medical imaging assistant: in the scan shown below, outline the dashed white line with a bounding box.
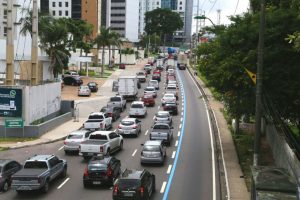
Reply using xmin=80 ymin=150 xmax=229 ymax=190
xmin=58 ymin=146 xmax=64 ymax=151
xmin=132 ymin=149 xmax=137 ymax=157
xmin=181 ymin=111 xmax=183 ymax=116
xmin=180 ymin=118 xmax=183 ymax=122
xmin=160 ymin=181 xmax=167 ymax=193
xmin=145 ymin=130 xmax=148 ymax=135
xmin=57 ymin=178 xmax=70 ymax=189
xmin=175 ymin=140 xmax=178 ymax=147
xmin=177 ymin=131 xmax=181 ymax=137
xmin=158 ymin=106 xmax=160 ymax=110
xmin=172 ymin=151 xmax=176 ymax=159
xmin=182 ymin=103 xmax=184 ymax=106
xmin=167 ymin=165 xmax=172 ymax=174
xmin=179 ymin=124 xmax=182 ymax=129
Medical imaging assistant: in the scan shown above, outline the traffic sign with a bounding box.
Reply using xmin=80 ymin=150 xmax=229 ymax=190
xmin=5 ymin=118 xmax=24 ymax=128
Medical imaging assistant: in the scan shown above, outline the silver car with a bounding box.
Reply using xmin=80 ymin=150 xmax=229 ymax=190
xmin=78 ymin=85 xmax=91 ymax=96
xmin=140 ymin=140 xmax=166 ymax=165
xmin=117 ymin=118 xmax=142 ymax=137
xmin=64 ymin=129 xmax=92 ymax=154
xmin=154 ymin=111 xmax=172 ymax=125
xmin=0 ymin=159 xmax=22 ymax=192
xmin=144 ymin=86 xmax=157 ymax=98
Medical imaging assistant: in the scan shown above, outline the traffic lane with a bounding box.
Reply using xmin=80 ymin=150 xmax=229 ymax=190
xmin=167 ymin=70 xmax=215 ymax=200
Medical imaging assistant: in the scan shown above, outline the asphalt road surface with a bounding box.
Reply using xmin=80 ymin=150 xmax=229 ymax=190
xmin=0 ymin=63 xmax=218 ymax=200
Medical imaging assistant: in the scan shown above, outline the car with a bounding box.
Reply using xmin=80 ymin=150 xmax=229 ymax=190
xmin=136 ymin=71 xmax=146 ymax=82
xmin=63 ymin=71 xmax=79 ymax=78
xmin=119 ymin=63 xmax=126 ymax=69
xmin=113 ymin=169 xmax=155 ymax=200
xmin=148 ymin=80 xmax=159 ymax=90
xmin=167 ymin=69 xmax=176 ymax=76
xmin=78 ymin=85 xmax=91 ymax=96
xmin=100 ymin=106 xmax=121 ymax=122
xmin=87 ymin=82 xmax=98 ymax=92
xmin=152 ymin=73 xmax=161 ymax=82
xmin=64 ymin=129 xmax=93 ymax=154
xmin=117 ymin=118 xmax=142 ymax=137
xmin=0 ymin=159 xmax=22 ymax=192
xmin=83 ymin=156 xmax=121 ymax=187
xmin=168 ymin=80 xmax=178 ymax=86
xmin=166 ymin=75 xmax=176 ymax=84
xmin=129 ymin=101 xmax=147 ymax=118
xmin=165 ymin=84 xmax=179 ymax=100
xmin=161 ymin=93 xmax=176 ymax=106
xmin=163 ymin=102 xmax=178 ymax=115
xmin=144 ymin=86 xmax=157 ymax=98
xmin=144 ymin=64 xmax=152 ymax=74
xmin=153 ymin=69 xmax=161 ymax=76
xmin=150 ymin=123 xmax=173 ymax=146
xmin=141 ymin=94 xmax=155 ymax=107
xmin=63 ymin=76 xmax=83 ymax=86
xmin=140 ymin=140 xmax=166 ymax=165
xmin=154 ymin=111 xmax=172 ymax=125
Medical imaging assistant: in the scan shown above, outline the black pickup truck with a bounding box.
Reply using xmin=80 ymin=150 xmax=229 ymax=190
xmin=11 ymin=155 xmax=67 ymax=193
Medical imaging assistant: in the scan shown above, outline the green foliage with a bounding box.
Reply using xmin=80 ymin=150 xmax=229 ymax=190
xmin=121 ymin=48 xmax=134 ymax=55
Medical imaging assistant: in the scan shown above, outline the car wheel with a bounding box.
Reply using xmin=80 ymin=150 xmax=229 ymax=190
xmin=83 ymin=182 xmax=89 ymax=188
xmin=83 ymin=156 xmax=90 ymax=161
xmin=119 ymin=141 xmax=123 ymax=151
xmin=42 ymin=180 xmax=49 ymax=193
xmin=61 ymin=167 xmax=67 ymax=178
xmin=2 ymin=180 xmax=9 ymax=192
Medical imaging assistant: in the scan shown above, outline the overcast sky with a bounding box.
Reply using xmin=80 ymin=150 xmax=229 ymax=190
xmin=192 ymin=0 xmax=250 ymax=33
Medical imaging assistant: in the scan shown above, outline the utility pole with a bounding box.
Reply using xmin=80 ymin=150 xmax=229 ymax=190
xmin=5 ymin=0 xmax=15 ymax=85
xmin=253 ymin=0 xmax=266 ymax=166
xmin=31 ymin=0 xmax=39 ymax=85
xmin=195 ymin=0 xmax=199 ymax=34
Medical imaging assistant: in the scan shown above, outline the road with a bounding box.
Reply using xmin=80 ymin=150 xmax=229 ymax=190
xmin=0 ymin=63 xmax=218 ymax=200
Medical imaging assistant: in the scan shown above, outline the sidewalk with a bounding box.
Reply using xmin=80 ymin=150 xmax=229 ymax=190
xmin=0 ymin=61 xmax=147 ymax=149
xmin=189 ymin=67 xmax=250 ymax=200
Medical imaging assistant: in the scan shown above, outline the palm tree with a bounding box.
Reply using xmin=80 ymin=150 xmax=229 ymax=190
xmin=108 ymin=32 xmax=123 ymax=69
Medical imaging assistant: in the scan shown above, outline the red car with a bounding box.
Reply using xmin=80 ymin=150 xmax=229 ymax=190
xmin=141 ymin=94 xmax=155 ymax=107
xmin=119 ymin=63 xmax=126 ymax=69
xmin=153 ymin=69 xmax=161 ymax=76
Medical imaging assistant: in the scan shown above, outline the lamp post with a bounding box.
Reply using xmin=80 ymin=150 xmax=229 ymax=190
xmin=194 ymin=15 xmax=216 ymax=28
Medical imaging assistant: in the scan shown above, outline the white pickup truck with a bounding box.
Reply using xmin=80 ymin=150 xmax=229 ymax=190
xmin=107 ymin=96 xmax=127 ymax=111
xmin=83 ymin=112 xmax=113 ymax=130
xmin=79 ymin=131 xmax=123 ymax=160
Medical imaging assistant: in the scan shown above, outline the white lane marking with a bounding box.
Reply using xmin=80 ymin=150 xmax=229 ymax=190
xmin=57 ymin=178 xmax=70 ymax=189
xmin=187 ymin=68 xmax=216 ymax=200
xmin=167 ymin=165 xmax=172 ymax=174
xmin=179 ymin=124 xmax=182 ymax=129
xmin=158 ymin=106 xmax=160 ymax=110
xmin=145 ymin=130 xmax=148 ymax=135
xmin=181 ymin=111 xmax=183 ymax=116
xmin=181 ymin=107 xmax=184 ymax=111
xmin=58 ymin=146 xmax=64 ymax=151
xmin=175 ymin=140 xmax=178 ymax=147
xmin=180 ymin=118 xmax=183 ymax=122
xmin=160 ymin=181 xmax=167 ymax=193
xmin=177 ymin=131 xmax=181 ymax=137
xmin=132 ymin=149 xmax=137 ymax=157
xmin=182 ymin=103 xmax=184 ymax=106
xmin=172 ymin=151 xmax=176 ymax=159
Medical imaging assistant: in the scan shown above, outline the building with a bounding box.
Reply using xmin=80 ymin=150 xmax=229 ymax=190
xmin=40 ymin=0 xmax=73 ymax=18
xmin=0 ymin=0 xmax=18 ymax=39
xmin=81 ymin=0 xmax=102 ymax=39
xmin=184 ymin=0 xmax=193 ymax=43
xmin=138 ymin=0 xmax=160 ymax=37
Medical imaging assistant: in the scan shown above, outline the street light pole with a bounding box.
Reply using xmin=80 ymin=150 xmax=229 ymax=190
xmin=253 ymin=0 xmax=266 ymax=166
xmin=194 ymin=15 xmax=216 ymax=28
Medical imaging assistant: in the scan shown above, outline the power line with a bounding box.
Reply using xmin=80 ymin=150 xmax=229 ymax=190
xmin=234 ymin=0 xmax=240 ymax=15
xmin=208 ymin=0 xmax=218 ymax=15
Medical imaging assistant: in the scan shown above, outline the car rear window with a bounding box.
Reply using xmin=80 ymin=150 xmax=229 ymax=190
xmin=164 ymin=94 xmax=174 ymax=98
xmin=67 ymin=134 xmax=83 ymax=139
xmin=24 ymin=161 xmax=48 ymax=169
xmin=89 ymin=134 xmax=107 ymax=140
xmin=143 ymin=145 xmax=160 ymax=152
xmin=110 ymin=97 xmax=121 ymax=101
xmin=118 ymin=179 xmax=140 ymax=189
xmin=88 ymin=163 xmax=107 ymax=171
xmin=156 ymin=113 xmax=168 ymax=117
xmin=121 ymin=121 xmax=134 ymax=126
xmin=167 ymin=86 xmax=176 ymax=90
xmin=89 ymin=82 xmax=96 ymax=86
xmin=88 ymin=115 xmax=104 ymax=120
xmin=131 ymin=104 xmax=143 ymax=108
xmin=145 ymin=87 xmax=155 ymax=91
xmin=153 ymin=124 xmax=169 ymax=129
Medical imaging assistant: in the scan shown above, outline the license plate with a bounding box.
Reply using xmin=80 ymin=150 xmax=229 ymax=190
xmin=87 ymin=153 xmax=93 ymax=156
xmin=125 ymin=131 xmax=130 ymax=134
xmin=93 ymin=181 xmax=101 ymax=185
xmin=123 ymin=192 xmax=133 ymax=197
xmin=19 ymin=186 xmax=31 ymax=190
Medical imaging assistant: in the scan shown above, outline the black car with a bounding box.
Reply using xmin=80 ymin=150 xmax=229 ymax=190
xmin=156 ymin=65 xmax=163 ymax=71
xmin=100 ymin=106 xmax=121 ymax=122
xmin=163 ymin=102 xmax=178 ymax=115
xmin=152 ymin=74 xmax=161 ymax=82
xmin=0 ymin=159 xmax=22 ymax=192
xmin=83 ymin=156 xmax=121 ymax=187
xmin=63 ymin=76 xmax=83 ymax=86
xmin=113 ymin=169 xmax=155 ymax=200
xmin=87 ymin=82 xmax=98 ymax=92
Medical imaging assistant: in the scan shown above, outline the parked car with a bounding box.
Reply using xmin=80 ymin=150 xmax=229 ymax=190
xmin=63 ymin=71 xmax=79 ymax=78
xmin=150 ymin=123 xmax=173 ymax=146
xmin=148 ymin=80 xmax=159 ymax=90
xmin=129 ymin=101 xmax=147 ymax=118
xmin=119 ymin=63 xmax=126 ymax=69
xmin=63 ymin=76 xmax=83 ymax=86
xmin=11 ymin=155 xmax=67 ymax=194
xmin=163 ymin=102 xmax=178 ymax=115
xmin=161 ymin=93 xmax=176 ymax=106
xmin=144 ymin=86 xmax=157 ymax=98
xmin=100 ymin=106 xmax=121 ymax=122
xmin=113 ymin=169 xmax=155 ymax=200
xmin=141 ymin=94 xmax=155 ymax=107
xmin=136 ymin=71 xmax=146 ymax=82
xmin=107 ymin=96 xmax=127 ymax=112
xmin=83 ymin=112 xmax=113 ymax=130
xmin=64 ymin=129 xmax=93 ymax=154
xmin=154 ymin=111 xmax=172 ymax=125
xmin=0 ymin=159 xmax=22 ymax=192
xmin=83 ymin=156 xmax=121 ymax=187
xmin=78 ymin=85 xmax=91 ymax=97
xmin=87 ymin=82 xmax=98 ymax=92
xmin=140 ymin=140 xmax=166 ymax=165
xmin=117 ymin=118 xmax=142 ymax=137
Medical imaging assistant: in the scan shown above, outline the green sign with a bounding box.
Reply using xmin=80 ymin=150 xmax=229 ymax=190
xmin=0 ymin=88 xmax=22 ymax=117
xmin=5 ymin=118 xmax=24 ymax=128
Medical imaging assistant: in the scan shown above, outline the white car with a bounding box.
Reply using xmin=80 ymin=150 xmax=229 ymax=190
xmin=148 ymin=80 xmax=159 ymax=90
xmin=129 ymin=101 xmax=147 ymax=118
xmin=154 ymin=111 xmax=172 ymax=125
xmin=167 ymin=69 xmax=175 ymax=76
xmin=63 ymin=129 xmax=92 ymax=154
xmin=161 ymin=93 xmax=176 ymax=105
xmin=168 ymin=80 xmax=178 ymax=86
xmin=144 ymin=86 xmax=157 ymax=98
xmin=78 ymin=85 xmax=91 ymax=96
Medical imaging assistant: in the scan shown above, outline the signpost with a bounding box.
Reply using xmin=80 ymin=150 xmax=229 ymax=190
xmin=4 ymin=118 xmax=24 ymax=138
xmin=0 ymin=88 xmax=23 ymax=118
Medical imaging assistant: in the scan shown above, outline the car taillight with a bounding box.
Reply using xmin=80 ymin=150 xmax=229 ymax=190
xmin=63 ymin=140 xmax=66 ymax=145
xmin=140 ymin=186 xmax=144 ymax=196
xmin=108 ymin=113 xmax=113 ymax=117
xmin=100 ymin=123 xmax=103 ymax=128
xmin=107 ymin=167 xmax=112 ymax=177
xmin=113 ymin=185 xmax=119 ymax=195
xmin=100 ymin=146 xmax=104 ymax=152
xmin=83 ymin=167 xmax=89 ymax=177
xmin=118 ymin=124 xmax=122 ymax=129
xmin=132 ymin=125 xmax=138 ymax=129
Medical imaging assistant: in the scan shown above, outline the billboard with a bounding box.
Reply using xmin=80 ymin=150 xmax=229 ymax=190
xmin=0 ymin=88 xmax=22 ymax=117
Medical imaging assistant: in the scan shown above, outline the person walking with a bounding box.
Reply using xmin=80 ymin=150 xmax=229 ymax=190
xmin=194 ymin=70 xmax=198 ymax=76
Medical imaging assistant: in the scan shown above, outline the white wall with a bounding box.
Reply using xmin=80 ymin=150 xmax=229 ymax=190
xmin=126 ymin=0 xmax=139 ymax=42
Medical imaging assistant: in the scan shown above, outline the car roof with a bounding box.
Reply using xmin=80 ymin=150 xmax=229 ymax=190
xmin=88 ymin=155 xmax=111 ymax=165
xmin=167 ymin=84 xmax=177 ymax=87
xmin=144 ymin=140 xmax=162 ymax=146
xmin=164 ymin=93 xmax=175 ymax=96
xmin=150 ymin=80 xmax=158 ymax=82
xmin=145 ymin=86 xmax=155 ymax=89
xmin=89 ymin=112 xmax=105 ymax=116
xmin=157 ymin=111 xmax=170 ymax=115
xmin=122 ymin=118 xmax=136 ymax=122
xmin=69 ymin=129 xmax=90 ymax=135
xmin=90 ymin=131 xmax=113 ymax=136
xmin=0 ymin=159 xmax=14 ymax=166
xmin=28 ymin=155 xmax=55 ymax=161
xmin=132 ymin=101 xmax=144 ymax=104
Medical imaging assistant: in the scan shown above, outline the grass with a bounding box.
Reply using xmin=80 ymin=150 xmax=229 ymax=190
xmin=0 ymin=137 xmax=37 ymax=143
xmin=0 ymin=147 xmax=9 ymax=151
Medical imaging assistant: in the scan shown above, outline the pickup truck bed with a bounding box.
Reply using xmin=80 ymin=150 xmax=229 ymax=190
xmin=13 ymin=169 xmax=47 ymax=177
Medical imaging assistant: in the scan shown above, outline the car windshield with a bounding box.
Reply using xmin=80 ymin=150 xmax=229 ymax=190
xmin=88 ymin=115 xmax=104 ymax=120
xmin=80 ymin=86 xmax=89 ymax=89
xmin=164 ymin=94 xmax=174 ymax=98
xmin=110 ymin=97 xmax=121 ymax=101
xmin=153 ymin=124 xmax=169 ymax=129
xmin=167 ymin=86 xmax=176 ymax=90
xmin=118 ymin=179 xmax=140 ymax=190
xmin=88 ymin=82 xmax=96 ymax=86
xmin=145 ymin=87 xmax=155 ymax=91
xmin=89 ymin=134 xmax=107 ymax=140
xmin=121 ymin=121 xmax=134 ymax=126
xmin=24 ymin=161 xmax=48 ymax=169
xmin=143 ymin=145 xmax=160 ymax=152
xmin=88 ymin=163 xmax=107 ymax=171
xmin=67 ymin=134 xmax=83 ymax=139
xmin=131 ymin=104 xmax=143 ymax=108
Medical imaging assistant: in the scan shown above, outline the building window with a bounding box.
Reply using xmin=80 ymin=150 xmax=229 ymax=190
xmin=180 ymin=1 xmax=182 ymax=5
xmin=59 ymin=2 xmax=62 ymax=7
xmin=4 ymin=27 xmax=7 ymax=36
xmin=59 ymin=10 xmax=62 ymax=16
xmin=3 ymin=9 xmax=7 ymax=19
xmin=157 ymin=2 xmax=159 ymax=5
xmin=65 ymin=11 xmax=69 ymax=16
xmin=52 ymin=2 xmax=56 ymax=7
xmin=52 ymin=10 xmax=56 ymax=16
xmin=179 ymin=7 xmax=182 ymax=10
xmin=65 ymin=2 xmax=69 ymax=7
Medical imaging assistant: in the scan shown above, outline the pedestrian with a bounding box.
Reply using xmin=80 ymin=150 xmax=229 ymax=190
xmin=194 ymin=71 xmax=198 ymax=76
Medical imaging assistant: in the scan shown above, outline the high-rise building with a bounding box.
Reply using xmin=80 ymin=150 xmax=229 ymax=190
xmin=0 ymin=0 xmax=18 ymax=39
xmin=184 ymin=0 xmax=193 ymax=42
xmin=161 ymin=0 xmax=177 ymax=10
xmin=40 ymin=0 xmax=73 ymax=18
xmin=81 ymin=0 xmax=102 ymax=39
